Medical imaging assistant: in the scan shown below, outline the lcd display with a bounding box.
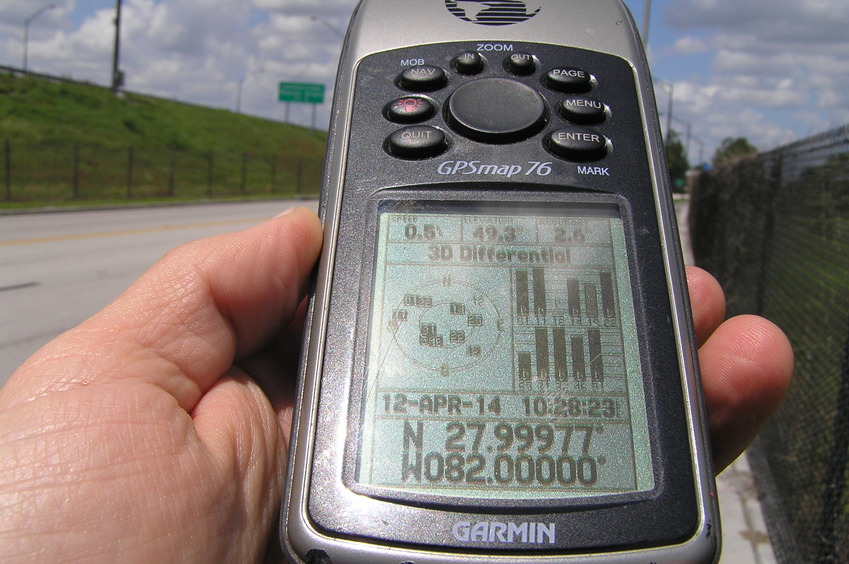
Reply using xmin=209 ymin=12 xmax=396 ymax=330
xmin=357 ymin=203 xmax=654 ymax=499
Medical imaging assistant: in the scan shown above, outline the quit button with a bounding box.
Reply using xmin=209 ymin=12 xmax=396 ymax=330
xmin=387 ymin=125 xmax=448 ymax=159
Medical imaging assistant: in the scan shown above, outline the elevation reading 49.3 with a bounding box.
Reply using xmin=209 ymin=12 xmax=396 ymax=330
xmin=358 ymin=203 xmax=654 ymax=500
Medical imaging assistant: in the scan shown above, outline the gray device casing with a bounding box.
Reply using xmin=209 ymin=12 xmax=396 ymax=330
xmin=280 ymin=1 xmax=720 ymax=562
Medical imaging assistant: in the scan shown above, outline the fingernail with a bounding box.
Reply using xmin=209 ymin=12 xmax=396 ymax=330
xmin=275 ymin=206 xmax=298 ymax=218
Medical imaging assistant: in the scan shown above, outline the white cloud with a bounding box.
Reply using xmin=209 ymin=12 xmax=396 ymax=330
xmin=0 ymin=0 xmax=357 ymax=125
xmin=654 ymin=75 xmax=801 ymax=161
xmin=671 ymin=35 xmax=708 ymax=55
xmin=655 ymin=0 xmax=849 ymax=157
xmin=146 ymin=0 xmax=251 ymax=56
xmin=254 ymin=0 xmax=355 ymax=16
xmin=665 ymin=0 xmax=849 ymax=39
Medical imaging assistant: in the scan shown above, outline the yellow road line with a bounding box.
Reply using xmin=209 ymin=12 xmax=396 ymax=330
xmin=0 ymin=217 xmax=270 ymax=247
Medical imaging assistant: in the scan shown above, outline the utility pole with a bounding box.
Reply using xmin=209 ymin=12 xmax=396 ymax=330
xmin=111 ymin=0 xmax=123 ymax=93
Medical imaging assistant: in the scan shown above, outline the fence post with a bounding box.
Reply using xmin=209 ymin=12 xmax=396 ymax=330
xmin=72 ymin=144 xmax=80 ymax=199
xmin=755 ymin=150 xmax=782 ymax=315
xmin=4 ymin=139 xmax=10 ymax=201
xmin=207 ymin=151 xmax=214 ymax=198
xmin=296 ymin=157 xmax=303 ymax=195
xmin=168 ymin=147 xmax=176 ymax=197
xmin=270 ymin=153 xmax=277 ymax=193
xmin=126 ymin=146 xmax=134 ymax=199
xmin=241 ymin=152 xmax=248 ymax=194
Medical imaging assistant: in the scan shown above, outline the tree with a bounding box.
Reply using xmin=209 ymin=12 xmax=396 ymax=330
xmin=712 ymin=137 xmax=758 ymax=167
xmin=665 ymin=129 xmax=690 ymax=193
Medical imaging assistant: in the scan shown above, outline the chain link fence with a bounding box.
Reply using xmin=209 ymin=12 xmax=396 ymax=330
xmin=689 ymin=124 xmax=849 ymax=563
xmin=2 ymin=141 xmax=323 ymax=203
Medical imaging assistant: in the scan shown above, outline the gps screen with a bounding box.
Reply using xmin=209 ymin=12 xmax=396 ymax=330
xmin=356 ymin=202 xmax=654 ymax=499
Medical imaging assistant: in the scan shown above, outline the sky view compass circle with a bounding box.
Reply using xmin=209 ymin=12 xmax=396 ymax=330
xmin=390 ymin=279 xmax=503 ymax=374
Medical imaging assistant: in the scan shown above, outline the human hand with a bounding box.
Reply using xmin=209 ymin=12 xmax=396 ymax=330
xmin=0 ymin=209 xmax=791 ymax=562
xmin=0 ymin=207 xmax=322 ymax=563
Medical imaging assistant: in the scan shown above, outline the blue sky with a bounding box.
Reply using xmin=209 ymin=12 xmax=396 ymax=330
xmin=2 ymin=0 xmax=848 ymax=163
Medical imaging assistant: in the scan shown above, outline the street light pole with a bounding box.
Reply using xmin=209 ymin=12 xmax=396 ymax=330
xmin=653 ymin=78 xmax=674 ymax=144
xmin=310 ymin=15 xmax=344 ymax=38
xmin=668 ymin=115 xmax=692 ymax=162
xmin=23 ymin=4 xmax=55 ymax=73
xmin=236 ymin=69 xmax=265 ymax=114
xmin=306 ymin=15 xmax=343 ymax=132
xmin=665 ymin=82 xmax=674 ymax=145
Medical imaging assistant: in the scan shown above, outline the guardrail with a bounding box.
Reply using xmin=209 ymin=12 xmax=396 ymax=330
xmin=0 ymin=64 xmax=96 ymax=86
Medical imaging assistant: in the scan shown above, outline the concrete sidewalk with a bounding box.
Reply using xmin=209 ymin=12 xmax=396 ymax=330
xmin=676 ymin=197 xmax=776 ymax=563
xmin=718 ymin=456 xmax=776 ymax=563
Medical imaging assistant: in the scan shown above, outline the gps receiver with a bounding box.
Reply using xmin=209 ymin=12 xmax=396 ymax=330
xmin=280 ymin=1 xmax=720 ymax=562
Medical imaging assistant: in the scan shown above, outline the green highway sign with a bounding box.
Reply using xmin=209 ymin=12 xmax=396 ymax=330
xmin=278 ymin=82 xmax=325 ymax=104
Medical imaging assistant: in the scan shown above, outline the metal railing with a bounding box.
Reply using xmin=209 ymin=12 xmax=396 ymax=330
xmin=2 ymin=141 xmax=322 ymax=203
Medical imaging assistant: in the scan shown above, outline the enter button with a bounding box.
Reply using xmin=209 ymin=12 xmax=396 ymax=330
xmin=547 ymin=128 xmax=609 ymax=161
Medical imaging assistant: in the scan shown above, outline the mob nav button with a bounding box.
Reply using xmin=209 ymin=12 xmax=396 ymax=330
xmin=387 ymin=125 xmax=448 ymax=159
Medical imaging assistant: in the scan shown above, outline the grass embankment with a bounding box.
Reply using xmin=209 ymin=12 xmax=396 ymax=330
xmin=0 ymin=73 xmax=326 ymax=207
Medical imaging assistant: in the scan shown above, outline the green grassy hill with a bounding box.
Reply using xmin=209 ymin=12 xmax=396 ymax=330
xmin=0 ymin=73 xmax=325 ymax=153
xmin=0 ymin=73 xmax=326 ymax=205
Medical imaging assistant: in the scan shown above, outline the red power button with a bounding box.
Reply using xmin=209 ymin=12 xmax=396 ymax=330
xmin=385 ymin=97 xmax=435 ymax=124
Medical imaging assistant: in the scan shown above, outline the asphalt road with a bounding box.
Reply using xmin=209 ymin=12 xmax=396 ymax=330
xmin=0 ymin=200 xmax=318 ymax=386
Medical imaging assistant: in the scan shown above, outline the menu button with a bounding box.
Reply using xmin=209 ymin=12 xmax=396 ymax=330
xmin=560 ymin=97 xmax=608 ymax=124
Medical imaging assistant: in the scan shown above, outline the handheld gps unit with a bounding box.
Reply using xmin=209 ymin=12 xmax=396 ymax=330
xmin=280 ymin=1 xmax=720 ymax=562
